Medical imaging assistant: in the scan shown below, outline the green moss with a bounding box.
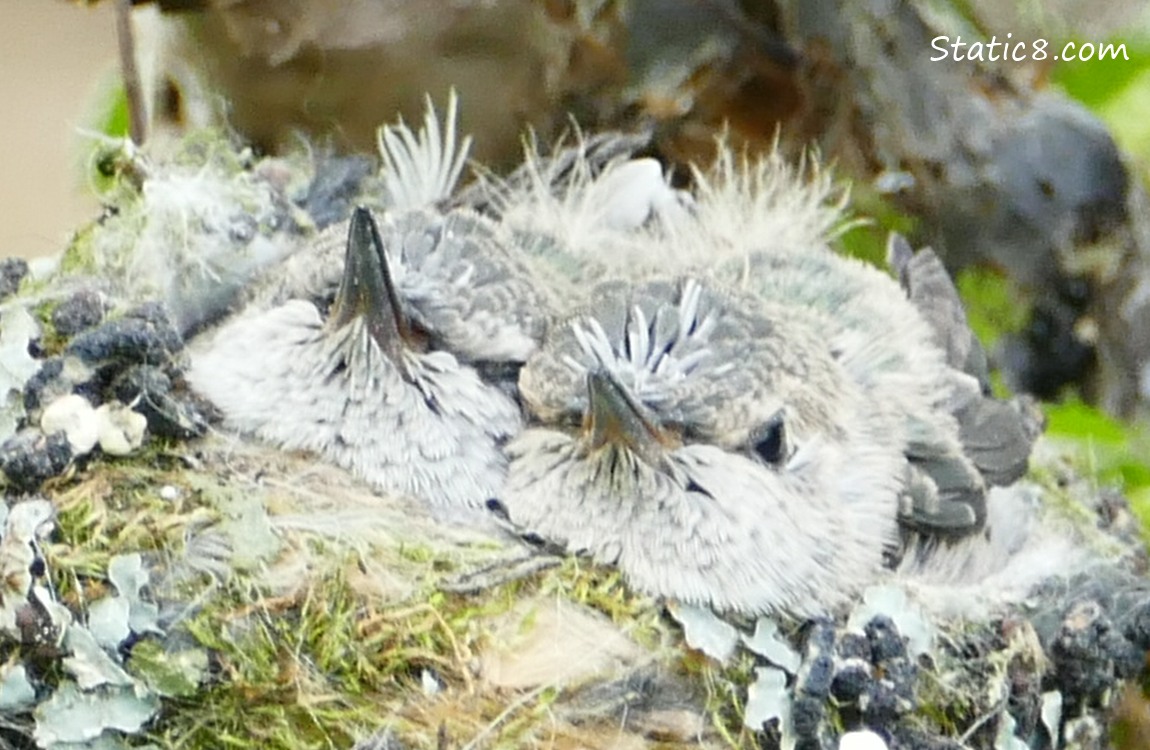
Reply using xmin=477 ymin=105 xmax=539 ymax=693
xmin=921 ymin=667 xmax=981 ymax=736
xmin=46 ymin=452 xmax=217 ymax=595
xmin=397 ymin=544 xmax=436 ymax=564
xmin=152 ymin=575 xmax=390 ymax=748
xmin=126 ymin=537 xmax=678 ymax=749
xmin=29 ymin=298 xmax=69 ymax=356
xmin=537 ymin=557 xmax=667 ymax=650
xmin=57 ymin=220 xmax=102 ymax=277
xmin=1026 ymin=406 xmax=1150 ymax=552
xmin=699 ymin=651 xmax=760 ymax=749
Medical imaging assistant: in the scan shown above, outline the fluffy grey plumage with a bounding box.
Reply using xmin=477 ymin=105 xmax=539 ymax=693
xmin=893 ymin=481 xmax=1087 ymax=619
xmin=665 ymin=149 xmax=1040 ymax=536
xmin=467 ymin=132 xmax=694 ymax=289
xmin=187 ymin=95 xmax=556 ymax=511
xmin=253 ymin=207 xmax=550 ymax=364
xmin=502 ymin=277 xmax=904 ymax=616
xmin=713 ymin=247 xmax=989 ymax=535
xmin=188 ymin=207 xmax=525 ymax=511
xmin=488 ymin=137 xmax=1039 ymax=537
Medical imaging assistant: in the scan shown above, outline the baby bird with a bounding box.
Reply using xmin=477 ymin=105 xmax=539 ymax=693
xmin=187 ymin=206 xmax=527 ymax=512
xmin=501 ymin=277 xmax=905 ymax=616
xmin=484 ymin=134 xmax=1044 ymax=618
xmin=187 ymin=93 xmax=557 ymax=512
xmin=711 ymin=245 xmax=990 ymax=537
xmin=486 ymin=137 xmax=1037 ymax=539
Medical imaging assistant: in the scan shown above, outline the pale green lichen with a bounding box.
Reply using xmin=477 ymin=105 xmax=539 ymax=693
xmin=0 ymin=663 xmax=37 ymax=710
xmin=0 ymin=305 xmax=43 ymax=442
xmin=126 ymin=639 xmax=209 ymax=699
xmin=33 ymin=682 xmax=161 ymax=747
xmin=0 ymin=495 xmax=209 ymax=748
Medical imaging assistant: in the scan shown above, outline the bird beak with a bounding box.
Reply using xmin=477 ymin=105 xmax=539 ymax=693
xmin=585 ymin=370 xmax=669 ymax=464
xmin=329 ymin=206 xmax=410 ymax=363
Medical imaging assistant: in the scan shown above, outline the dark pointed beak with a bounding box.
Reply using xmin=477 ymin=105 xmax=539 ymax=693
xmin=329 ymin=206 xmax=410 ymax=363
xmin=585 ymin=370 xmax=668 ymax=463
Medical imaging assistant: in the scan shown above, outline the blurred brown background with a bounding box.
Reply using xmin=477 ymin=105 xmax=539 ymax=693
xmin=1 ymin=1 xmax=116 ymax=260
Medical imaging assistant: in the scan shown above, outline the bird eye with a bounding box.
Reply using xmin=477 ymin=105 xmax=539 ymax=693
xmin=751 ymin=412 xmax=787 ymax=465
xmin=485 ymin=498 xmax=511 ymax=522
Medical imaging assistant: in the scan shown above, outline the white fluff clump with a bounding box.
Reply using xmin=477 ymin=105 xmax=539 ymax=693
xmin=85 ymin=138 xmax=299 ymax=333
xmin=839 ymin=730 xmax=890 ymax=750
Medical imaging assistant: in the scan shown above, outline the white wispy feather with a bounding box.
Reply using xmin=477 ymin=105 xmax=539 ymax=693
xmin=481 ymin=133 xmax=851 ymax=285
xmin=378 ymin=90 xmax=472 ymax=211
xmin=484 ymin=134 xmax=690 ymax=268
xmin=682 ymin=141 xmax=855 ymax=262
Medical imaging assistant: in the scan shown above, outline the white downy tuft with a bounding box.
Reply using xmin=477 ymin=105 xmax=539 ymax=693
xmin=378 ymin=90 xmax=473 ymax=211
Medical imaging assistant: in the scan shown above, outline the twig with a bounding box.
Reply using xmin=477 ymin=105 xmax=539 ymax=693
xmin=116 ymin=0 xmax=147 ymax=145
xmin=958 ymin=699 xmax=1007 ymax=744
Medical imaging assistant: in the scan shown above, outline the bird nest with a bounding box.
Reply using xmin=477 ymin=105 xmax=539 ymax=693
xmin=1 ymin=125 xmax=1149 ymax=750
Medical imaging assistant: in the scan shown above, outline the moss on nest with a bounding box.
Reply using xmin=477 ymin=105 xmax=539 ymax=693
xmin=17 ymin=433 xmax=708 ymax=748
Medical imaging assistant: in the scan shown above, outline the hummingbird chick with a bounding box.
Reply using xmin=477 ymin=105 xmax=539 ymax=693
xmin=187 ymin=92 xmax=560 ymax=511
xmin=712 ymin=245 xmax=992 ymax=538
xmin=501 ymin=277 xmax=905 ymax=617
xmin=679 ymin=151 xmax=1042 ymax=537
xmin=187 ymin=206 xmax=528 ymax=512
xmin=486 ymin=136 xmax=1034 ymax=539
